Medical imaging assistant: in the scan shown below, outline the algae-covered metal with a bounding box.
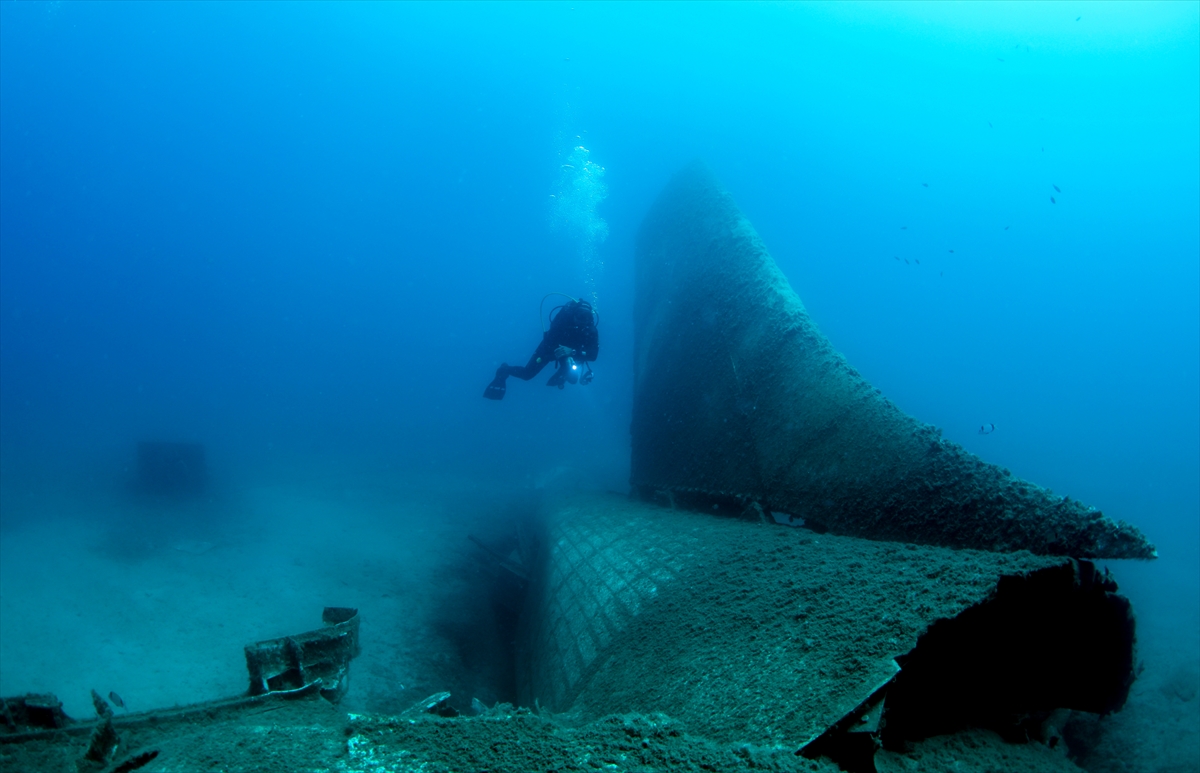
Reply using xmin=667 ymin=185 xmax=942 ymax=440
xmin=244 ymin=606 xmax=361 ymax=703
xmin=631 ymin=162 xmax=1154 ymax=559
xmin=516 ymin=494 xmax=1137 ymax=752
xmin=2 ymin=609 xmax=360 ymax=772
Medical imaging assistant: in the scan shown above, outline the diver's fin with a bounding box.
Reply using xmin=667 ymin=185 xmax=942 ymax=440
xmin=483 ymin=376 xmax=507 ymax=400
xmin=546 ymin=368 xmax=566 ymax=388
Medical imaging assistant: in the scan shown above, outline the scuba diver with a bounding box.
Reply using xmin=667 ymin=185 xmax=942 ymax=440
xmin=483 ymin=293 xmax=598 ymax=401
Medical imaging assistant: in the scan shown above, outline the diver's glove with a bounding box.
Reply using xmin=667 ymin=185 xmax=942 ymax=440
xmin=553 ymin=345 xmax=575 ymax=359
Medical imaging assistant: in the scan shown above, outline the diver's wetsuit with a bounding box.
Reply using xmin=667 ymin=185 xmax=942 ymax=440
xmin=484 ymin=300 xmax=598 ymax=400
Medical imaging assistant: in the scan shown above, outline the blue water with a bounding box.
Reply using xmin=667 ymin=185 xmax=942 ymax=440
xmin=1 ymin=0 xmax=1197 ymax=756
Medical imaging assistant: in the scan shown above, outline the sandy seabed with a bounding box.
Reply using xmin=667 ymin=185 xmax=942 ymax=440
xmin=0 ymin=475 xmax=514 ymax=720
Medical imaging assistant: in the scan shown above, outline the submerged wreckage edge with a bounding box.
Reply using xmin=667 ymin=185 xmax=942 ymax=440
xmin=630 ymin=161 xmax=1155 ymax=559
xmin=517 ymin=493 xmax=1139 ymax=757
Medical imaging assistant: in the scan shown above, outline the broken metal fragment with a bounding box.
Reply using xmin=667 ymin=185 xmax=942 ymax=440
xmin=244 ymin=607 xmax=360 ymax=704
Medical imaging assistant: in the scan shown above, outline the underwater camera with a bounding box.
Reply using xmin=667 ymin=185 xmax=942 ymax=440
xmin=564 ymin=356 xmax=580 ymax=385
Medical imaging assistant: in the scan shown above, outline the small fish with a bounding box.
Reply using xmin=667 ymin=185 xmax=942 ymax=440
xmin=1004 ymin=225 xmax=1010 ymax=230
xmin=900 ymin=226 xmax=907 ymax=230
xmin=109 ymin=691 xmax=126 ymax=709
xmin=1076 ymin=16 xmax=1081 ymax=21
xmin=1053 ymin=184 xmax=1061 ymax=193
xmin=561 ymin=164 xmax=574 ymax=169
xmin=979 ymin=423 xmax=996 ymax=435
xmin=1050 ymin=196 xmax=1056 ymax=204
xmin=904 ymin=259 xmax=910 ymax=265
xmin=921 ymin=183 xmax=929 ymax=187
xmin=915 ymin=259 xmax=920 ymax=265
xmin=996 ymin=58 xmax=1004 ymax=63
xmin=988 ymin=121 xmax=993 ymax=128
xmin=894 ymin=256 xmax=900 ymax=261
xmin=948 ymin=249 xmax=955 ymax=253
xmin=939 ymin=271 xmax=944 ymax=277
